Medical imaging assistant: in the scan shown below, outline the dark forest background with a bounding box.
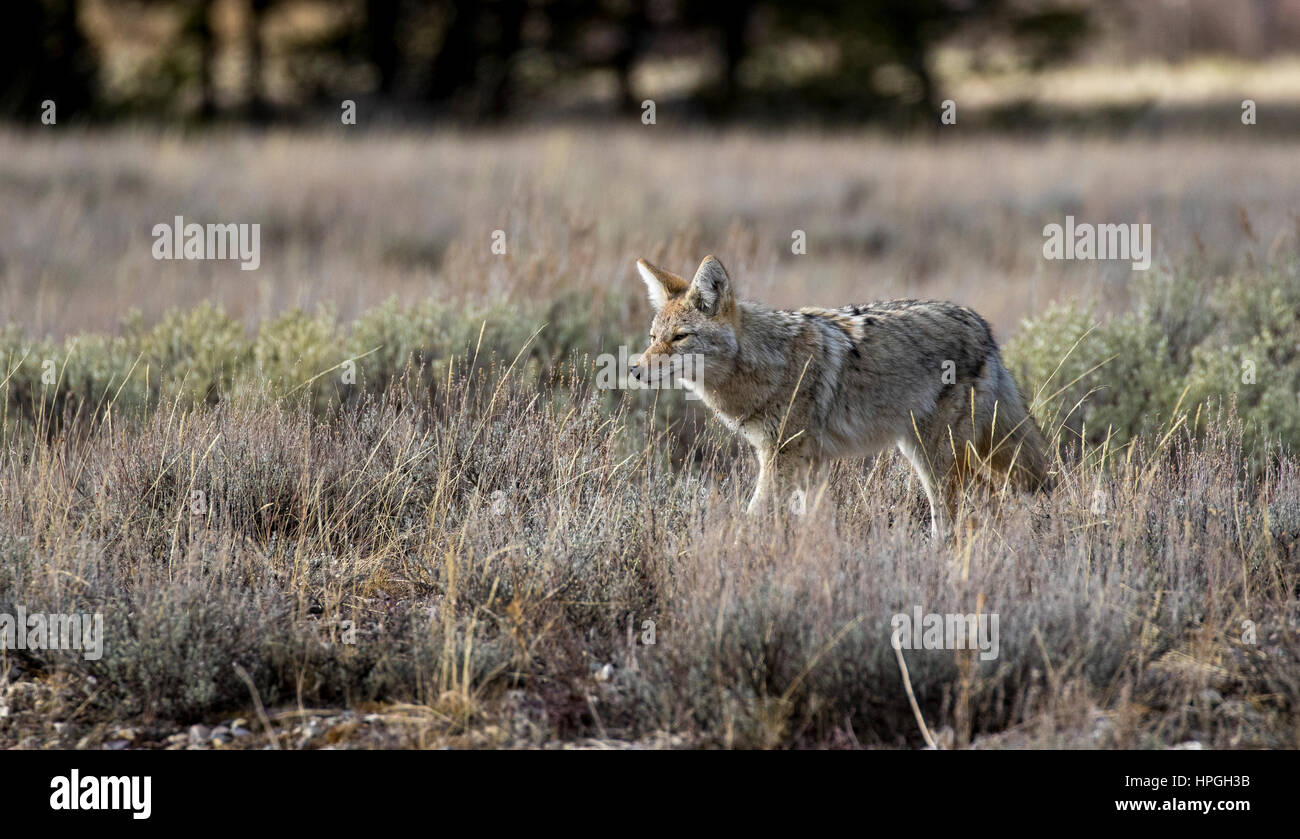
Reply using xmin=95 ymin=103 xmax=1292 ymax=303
xmin=8 ymin=0 xmax=1297 ymax=126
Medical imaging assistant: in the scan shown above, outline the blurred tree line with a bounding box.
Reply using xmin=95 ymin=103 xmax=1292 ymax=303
xmin=2 ymin=0 xmax=1094 ymax=123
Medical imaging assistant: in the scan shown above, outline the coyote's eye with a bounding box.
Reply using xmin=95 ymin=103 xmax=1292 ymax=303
xmin=672 ymin=332 xmax=693 ymax=342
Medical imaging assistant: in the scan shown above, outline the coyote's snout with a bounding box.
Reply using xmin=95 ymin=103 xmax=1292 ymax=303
xmin=634 ymin=255 xmax=1053 ymax=538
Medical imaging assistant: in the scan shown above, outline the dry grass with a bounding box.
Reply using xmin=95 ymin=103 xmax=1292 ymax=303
xmin=4 ymin=127 xmax=1300 ymax=338
xmin=1 ymin=349 xmax=1295 ymax=749
xmin=0 ymin=128 xmax=1297 ymax=749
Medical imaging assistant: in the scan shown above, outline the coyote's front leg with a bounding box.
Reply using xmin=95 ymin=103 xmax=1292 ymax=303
xmin=745 ymin=444 xmax=810 ymax=516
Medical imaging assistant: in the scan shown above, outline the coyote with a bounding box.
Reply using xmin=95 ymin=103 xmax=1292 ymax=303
xmin=631 ymin=255 xmax=1052 ymax=537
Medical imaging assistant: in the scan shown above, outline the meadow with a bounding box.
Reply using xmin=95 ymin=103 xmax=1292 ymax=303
xmin=0 ymin=126 xmax=1297 ymax=748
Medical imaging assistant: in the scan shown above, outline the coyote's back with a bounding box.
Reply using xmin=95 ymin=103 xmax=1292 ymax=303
xmin=796 ymin=297 xmax=1052 ymax=489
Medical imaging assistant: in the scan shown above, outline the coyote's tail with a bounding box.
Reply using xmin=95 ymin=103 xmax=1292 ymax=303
xmin=989 ymin=363 xmax=1055 ymax=493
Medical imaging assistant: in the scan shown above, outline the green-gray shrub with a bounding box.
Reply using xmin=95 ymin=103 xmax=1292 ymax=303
xmin=1006 ymin=266 xmax=1299 ymax=468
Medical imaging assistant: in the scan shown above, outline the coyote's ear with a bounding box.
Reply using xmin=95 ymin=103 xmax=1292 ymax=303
xmin=637 ymin=259 xmax=688 ymax=311
xmin=686 ymin=255 xmax=733 ymax=317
